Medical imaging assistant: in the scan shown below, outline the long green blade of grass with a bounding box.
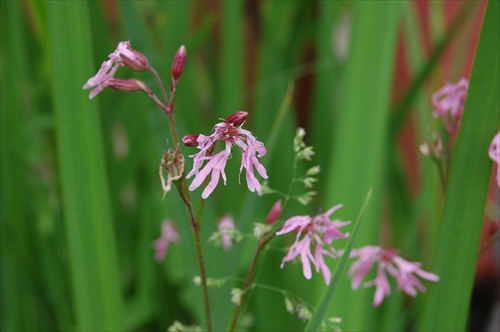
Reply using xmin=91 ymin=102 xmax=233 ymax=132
xmin=320 ymin=2 xmax=401 ymax=330
xmin=305 ymin=190 xmax=371 ymax=331
xmin=419 ymin=2 xmax=499 ymax=330
xmin=1 ymin=2 xmax=34 ymax=330
xmin=48 ymin=2 xmax=125 ymax=330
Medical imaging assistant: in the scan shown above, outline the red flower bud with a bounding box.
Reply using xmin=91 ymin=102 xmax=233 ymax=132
xmin=171 ymin=45 xmax=187 ymax=80
xmin=265 ymin=199 xmax=282 ymax=224
xmin=182 ymin=134 xmax=199 ymax=147
xmin=225 ymin=111 xmax=248 ymax=126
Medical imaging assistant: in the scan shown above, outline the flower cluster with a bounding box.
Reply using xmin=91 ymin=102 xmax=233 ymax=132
xmin=83 ymin=41 xmax=150 ymax=99
xmin=184 ymin=111 xmax=268 ymax=199
xmin=151 ymin=221 xmax=180 ymax=262
xmin=276 ymin=204 xmax=350 ymax=284
xmin=348 ymin=246 xmax=439 ymax=306
xmin=489 ymin=131 xmax=500 ymax=187
xmin=432 ymin=78 xmax=469 ymax=134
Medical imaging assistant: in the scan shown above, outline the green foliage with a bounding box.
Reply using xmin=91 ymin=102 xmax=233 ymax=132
xmin=419 ymin=2 xmax=499 ymax=330
xmin=1 ymin=1 xmax=496 ymax=331
xmin=48 ymin=2 xmax=125 ymax=329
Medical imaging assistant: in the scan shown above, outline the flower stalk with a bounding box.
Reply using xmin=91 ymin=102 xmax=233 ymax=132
xmin=83 ymin=41 xmax=213 ymax=331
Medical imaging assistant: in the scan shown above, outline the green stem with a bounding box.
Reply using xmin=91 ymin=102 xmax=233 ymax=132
xmin=228 ymin=233 xmax=275 ymax=331
xmin=149 ymin=66 xmax=169 ymax=109
xmin=175 ymin=178 xmax=211 ymax=331
xmin=194 ymin=224 xmax=212 ymax=331
xmin=151 ymin=63 xmax=212 ymax=330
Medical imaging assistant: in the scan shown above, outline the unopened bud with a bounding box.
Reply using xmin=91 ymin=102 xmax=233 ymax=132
xmin=121 ymin=50 xmax=150 ymax=71
xmin=225 ymin=111 xmax=248 ymax=126
xmin=182 ymin=134 xmax=199 ymax=147
xmin=171 ymin=45 xmax=187 ymax=80
xmin=294 ymin=128 xmax=307 ymax=152
xmin=108 ymin=78 xmax=152 ymax=95
xmin=265 ymin=199 xmax=282 ymax=224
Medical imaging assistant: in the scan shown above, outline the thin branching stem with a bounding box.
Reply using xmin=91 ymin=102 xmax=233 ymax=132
xmin=151 ymin=64 xmax=212 ymax=330
xmin=149 ymin=66 xmax=169 ymax=109
xmin=228 ymin=233 xmax=276 ymax=331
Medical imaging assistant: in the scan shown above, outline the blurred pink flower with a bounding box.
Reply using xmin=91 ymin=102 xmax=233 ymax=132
xmin=348 ymin=246 xmax=439 ymax=306
xmin=186 ymin=111 xmax=267 ymax=199
xmin=489 ymin=131 xmax=500 ymax=187
xmin=432 ymin=78 xmax=468 ymax=134
xmin=218 ymin=216 xmax=235 ymax=251
xmin=265 ymin=199 xmax=283 ymax=224
xmin=276 ymin=204 xmax=350 ymax=285
xmin=83 ymin=41 xmax=149 ymax=99
xmin=152 ymin=221 xmax=179 ymax=262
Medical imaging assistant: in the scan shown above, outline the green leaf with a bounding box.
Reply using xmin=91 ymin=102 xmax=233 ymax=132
xmin=48 ymin=2 xmax=125 ymax=330
xmin=419 ymin=2 xmax=499 ymax=330
xmin=305 ymin=190 xmax=372 ymax=331
xmin=320 ymin=2 xmax=401 ymax=330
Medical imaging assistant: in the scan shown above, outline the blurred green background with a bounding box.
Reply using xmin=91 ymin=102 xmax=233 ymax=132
xmin=1 ymin=1 xmax=498 ymax=331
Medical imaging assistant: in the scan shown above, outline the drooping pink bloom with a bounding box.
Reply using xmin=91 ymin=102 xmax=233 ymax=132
xmin=185 ymin=111 xmax=268 ymax=199
xmin=348 ymin=246 xmax=439 ymax=306
xmin=218 ymin=215 xmax=235 ymax=251
xmin=489 ymin=131 xmax=500 ymax=187
xmin=432 ymin=78 xmax=469 ymax=134
xmin=83 ymin=41 xmax=150 ymax=99
xmin=276 ymin=204 xmax=350 ymax=285
xmin=152 ymin=221 xmax=179 ymax=262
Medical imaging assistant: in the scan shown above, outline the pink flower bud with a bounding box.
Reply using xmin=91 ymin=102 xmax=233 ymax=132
xmin=107 ymin=78 xmax=152 ymax=95
xmin=182 ymin=134 xmax=199 ymax=147
xmin=120 ymin=51 xmax=150 ymax=71
xmin=225 ymin=111 xmax=248 ymax=126
xmin=265 ymin=199 xmax=282 ymax=224
xmin=171 ymin=45 xmax=187 ymax=80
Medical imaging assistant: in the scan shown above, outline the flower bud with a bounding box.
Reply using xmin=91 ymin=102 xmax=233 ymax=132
xmin=120 ymin=50 xmax=150 ymax=71
xmin=182 ymin=134 xmax=199 ymax=147
xmin=265 ymin=199 xmax=282 ymax=224
xmin=171 ymin=45 xmax=187 ymax=80
xmin=225 ymin=111 xmax=248 ymax=126
xmin=108 ymin=78 xmax=152 ymax=95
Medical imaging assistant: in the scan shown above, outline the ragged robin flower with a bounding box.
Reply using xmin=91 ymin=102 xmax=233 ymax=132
xmin=276 ymin=204 xmax=350 ymax=285
xmin=184 ymin=111 xmax=268 ymax=199
xmin=151 ymin=221 xmax=179 ymax=262
xmin=432 ymin=78 xmax=468 ymax=135
xmin=348 ymin=246 xmax=439 ymax=306
xmin=83 ymin=41 xmax=150 ymax=99
xmin=218 ymin=215 xmax=236 ymax=251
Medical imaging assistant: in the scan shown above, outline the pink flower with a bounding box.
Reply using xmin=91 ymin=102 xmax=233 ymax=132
xmin=276 ymin=204 xmax=350 ymax=285
xmin=186 ymin=111 xmax=268 ymax=199
xmin=489 ymin=131 xmax=500 ymax=187
xmin=152 ymin=221 xmax=179 ymax=262
xmin=348 ymin=246 xmax=439 ymax=306
xmin=218 ymin=215 xmax=235 ymax=251
xmin=432 ymin=78 xmax=468 ymax=134
xmin=83 ymin=41 xmax=149 ymax=99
